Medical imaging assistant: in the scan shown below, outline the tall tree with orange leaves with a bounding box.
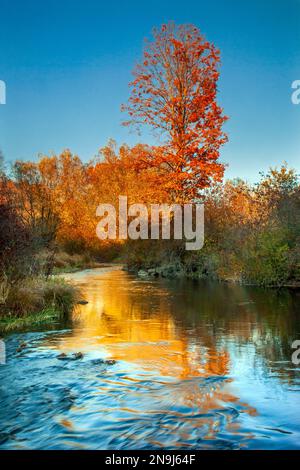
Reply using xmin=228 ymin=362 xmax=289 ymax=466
xmin=122 ymin=22 xmax=228 ymax=202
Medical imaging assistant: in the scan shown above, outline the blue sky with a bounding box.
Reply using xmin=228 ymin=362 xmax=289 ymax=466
xmin=0 ymin=0 xmax=299 ymax=182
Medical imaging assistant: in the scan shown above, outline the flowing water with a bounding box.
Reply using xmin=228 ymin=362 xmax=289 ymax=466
xmin=0 ymin=266 xmax=300 ymax=450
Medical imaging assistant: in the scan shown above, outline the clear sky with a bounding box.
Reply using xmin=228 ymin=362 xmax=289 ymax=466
xmin=0 ymin=0 xmax=299 ymax=182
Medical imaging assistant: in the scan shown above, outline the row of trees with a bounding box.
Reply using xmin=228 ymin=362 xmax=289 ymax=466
xmin=1 ymin=145 xmax=299 ymax=286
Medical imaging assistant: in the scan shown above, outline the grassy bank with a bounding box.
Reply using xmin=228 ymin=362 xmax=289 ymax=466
xmin=0 ymin=307 xmax=64 ymax=333
xmin=132 ymin=261 xmax=300 ymax=288
xmin=125 ymin=235 xmax=299 ymax=288
xmin=0 ymin=276 xmax=80 ymax=333
xmin=52 ymin=250 xmax=102 ymax=274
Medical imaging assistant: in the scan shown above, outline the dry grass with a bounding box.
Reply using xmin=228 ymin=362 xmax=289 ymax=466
xmin=0 ymin=276 xmax=80 ymax=320
xmin=53 ymin=250 xmax=98 ymax=273
xmin=0 ymin=275 xmax=10 ymax=305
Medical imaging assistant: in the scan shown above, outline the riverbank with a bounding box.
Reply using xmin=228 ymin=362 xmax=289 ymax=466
xmin=0 ymin=276 xmax=80 ymax=334
xmin=130 ymin=262 xmax=300 ymax=289
xmin=52 ymin=250 xmax=103 ymax=274
xmin=0 ymin=307 xmax=64 ymax=333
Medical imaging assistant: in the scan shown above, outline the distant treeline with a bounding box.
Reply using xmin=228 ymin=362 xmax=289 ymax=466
xmin=0 ymin=148 xmax=299 ymax=288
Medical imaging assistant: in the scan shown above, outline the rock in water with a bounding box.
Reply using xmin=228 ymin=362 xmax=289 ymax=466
xmin=57 ymin=353 xmax=68 ymax=360
xmin=57 ymin=352 xmax=84 ymax=360
xmin=138 ymin=270 xmax=148 ymax=277
xmin=73 ymin=352 xmax=84 ymax=360
xmin=16 ymin=342 xmax=27 ymax=353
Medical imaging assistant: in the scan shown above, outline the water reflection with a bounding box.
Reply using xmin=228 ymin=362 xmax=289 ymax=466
xmin=63 ymin=268 xmax=299 ymax=383
xmin=0 ymin=267 xmax=299 ymax=449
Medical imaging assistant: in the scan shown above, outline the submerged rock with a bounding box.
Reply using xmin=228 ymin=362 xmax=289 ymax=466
xmin=91 ymin=358 xmax=116 ymax=366
xmin=57 ymin=352 xmax=84 ymax=361
xmin=16 ymin=342 xmax=27 ymax=353
xmin=73 ymin=352 xmax=84 ymax=360
xmin=56 ymin=352 xmax=116 ymax=364
xmin=57 ymin=353 xmax=68 ymax=360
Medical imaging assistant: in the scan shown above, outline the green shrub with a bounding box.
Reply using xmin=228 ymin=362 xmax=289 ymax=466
xmin=242 ymin=228 xmax=290 ymax=286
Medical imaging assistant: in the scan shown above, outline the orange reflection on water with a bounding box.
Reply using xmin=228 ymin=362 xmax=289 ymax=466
xmin=60 ymin=268 xmax=231 ymax=382
xmin=47 ymin=267 xmax=258 ymax=442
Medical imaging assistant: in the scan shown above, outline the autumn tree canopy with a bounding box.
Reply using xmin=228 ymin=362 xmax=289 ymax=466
xmin=122 ymin=22 xmax=228 ymax=202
